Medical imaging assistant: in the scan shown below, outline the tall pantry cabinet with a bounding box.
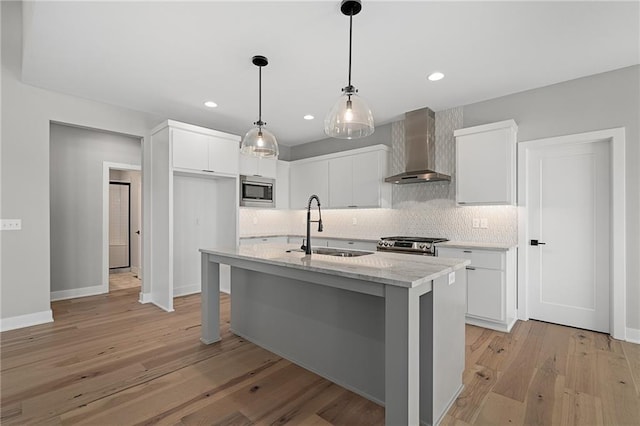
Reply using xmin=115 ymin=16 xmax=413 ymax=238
xmin=147 ymin=120 xmax=239 ymax=311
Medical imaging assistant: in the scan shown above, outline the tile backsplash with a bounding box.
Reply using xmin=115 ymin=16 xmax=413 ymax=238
xmin=240 ymin=107 xmax=518 ymax=246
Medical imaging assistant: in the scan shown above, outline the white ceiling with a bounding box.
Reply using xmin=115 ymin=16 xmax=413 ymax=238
xmin=21 ymin=1 xmax=639 ymax=146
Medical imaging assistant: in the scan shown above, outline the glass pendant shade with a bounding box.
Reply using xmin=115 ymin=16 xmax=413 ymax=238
xmin=240 ymin=127 xmax=279 ymax=158
xmin=325 ymin=92 xmax=374 ymax=139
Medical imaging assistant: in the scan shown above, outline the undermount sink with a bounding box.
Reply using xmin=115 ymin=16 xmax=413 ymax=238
xmin=286 ymin=247 xmax=373 ymax=257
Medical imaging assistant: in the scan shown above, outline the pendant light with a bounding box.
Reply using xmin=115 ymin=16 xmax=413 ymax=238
xmin=240 ymin=55 xmax=279 ymax=158
xmin=324 ymin=0 xmax=374 ymax=140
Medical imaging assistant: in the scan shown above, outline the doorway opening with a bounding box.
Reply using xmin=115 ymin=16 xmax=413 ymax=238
xmin=49 ymin=122 xmax=143 ymax=302
xmin=108 ymin=170 xmax=142 ymax=291
xmin=103 ymin=163 xmax=142 ymax=293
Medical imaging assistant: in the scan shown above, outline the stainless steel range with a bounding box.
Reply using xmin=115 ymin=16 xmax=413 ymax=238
xmin=376 ymin=236 xmax=448 ymax=256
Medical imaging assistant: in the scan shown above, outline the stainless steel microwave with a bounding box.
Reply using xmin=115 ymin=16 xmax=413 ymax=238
xmin=240 ymin=175 xmax=275 ymax=208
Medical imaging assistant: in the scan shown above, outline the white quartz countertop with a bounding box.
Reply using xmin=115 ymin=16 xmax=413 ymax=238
xmin=436 ymin=241 xmax=517 ymax=251
xmin=200 ymin=243 xmax=469 ymax=289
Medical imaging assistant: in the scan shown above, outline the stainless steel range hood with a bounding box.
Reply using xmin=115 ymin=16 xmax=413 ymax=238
xmin=385 ymin=107 xmax=451 ymax=184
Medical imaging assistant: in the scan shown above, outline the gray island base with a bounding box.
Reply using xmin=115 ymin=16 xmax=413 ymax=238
xmin=200 ymin=244 xmax=470 ymax=425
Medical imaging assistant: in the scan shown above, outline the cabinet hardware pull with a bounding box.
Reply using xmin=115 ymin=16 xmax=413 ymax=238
xmin=463 ymin=250 xmax=472 ymax=253
xmin=466 ymin=266 xmax=476 ymax=270
xmin=202 ymin=169 xmax=215 ymax=173
xmin=348 ymin=241 xmax=354 ymax=244
xmin=348 ymin=205 xmax=357 ymax=208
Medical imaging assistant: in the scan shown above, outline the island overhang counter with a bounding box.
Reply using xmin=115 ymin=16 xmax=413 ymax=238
xmin=200 ymin=244 xmax=470 ymax=425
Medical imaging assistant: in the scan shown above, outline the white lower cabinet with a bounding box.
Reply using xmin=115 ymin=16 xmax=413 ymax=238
xmin=437 ymin=246 xmax=517 ymax=332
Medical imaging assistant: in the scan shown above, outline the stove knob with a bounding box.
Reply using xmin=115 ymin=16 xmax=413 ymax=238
xmin=419 ymin=243 xmax=427 ymax=249
xmin=377 ymin=240 xmax=384 ymax=246
xmin=385 ymin=241 xmax=392 ymax=247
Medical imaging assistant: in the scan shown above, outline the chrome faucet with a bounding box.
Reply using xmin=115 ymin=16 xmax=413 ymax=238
xmin=303 ymin=194 xmax=323 ymax=255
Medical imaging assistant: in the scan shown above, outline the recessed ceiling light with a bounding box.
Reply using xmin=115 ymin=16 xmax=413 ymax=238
xmin=204 ymin=101 xmax=218 ymax=108
xmin=303 ymin=115 xmax=314 ymax=120
xmin=427 ymin=72 xmax=445 ymax=82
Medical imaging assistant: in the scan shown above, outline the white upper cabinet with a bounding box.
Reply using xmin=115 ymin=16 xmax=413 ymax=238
xmin=275 ymin=160 xmax=290 ymax=209
xmin=170 ymin=121 xmax=239 ymax=176
xmin=291 ymin=145 xmax=390 ymax=210
xmin=290 ymin=159 xmax=329 ymax=209
xmin=239 ymin=155 xmax=277 ymax=179
xmin=454 ymin=120 xmax=517 ymax=205
xmin=172 ymin=128 xmax=209 ymax=171
xmin=329 ymin=149 xmax=390 ymax=208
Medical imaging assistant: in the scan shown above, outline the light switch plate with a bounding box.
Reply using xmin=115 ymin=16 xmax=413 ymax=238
xmin=472 ymin=218 xmax=480 ymax=228
xmin=1 ymin=219 xmax=22 ymax=231
xmin=480 ymin=218 xmax=488 ymax=229
xmin=448 ymin=272 xmax=455 ymax=285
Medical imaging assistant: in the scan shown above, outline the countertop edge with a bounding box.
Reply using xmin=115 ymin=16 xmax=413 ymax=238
xmin=201 ymin=245 xmax=470 ymax=289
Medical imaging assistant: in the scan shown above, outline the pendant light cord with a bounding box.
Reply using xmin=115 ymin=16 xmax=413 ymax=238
xmin=258 ymin=65 xmax=262 ymax=126
xmin=348 ymin=12 xmax=353 ymax=89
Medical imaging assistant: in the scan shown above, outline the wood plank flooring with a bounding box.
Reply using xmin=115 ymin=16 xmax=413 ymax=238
xmin=1 ymin=288 xmax=638 ymax=425
xmin=109 ymin=272 xmax=141 ymax=291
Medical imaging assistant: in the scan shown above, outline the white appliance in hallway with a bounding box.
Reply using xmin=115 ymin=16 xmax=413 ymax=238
xmin=524 ymin=138 xmax=611 ymax=333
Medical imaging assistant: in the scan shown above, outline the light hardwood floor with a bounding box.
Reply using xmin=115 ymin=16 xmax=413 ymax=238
xmin=1 ymin=288 xmax=638 ymax=425
xmin=109 ymin=271 xmax=141 ymax=291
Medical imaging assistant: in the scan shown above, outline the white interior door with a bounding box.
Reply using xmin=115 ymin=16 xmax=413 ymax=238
xmin=526 ymin=139 xmax=610 ymax=332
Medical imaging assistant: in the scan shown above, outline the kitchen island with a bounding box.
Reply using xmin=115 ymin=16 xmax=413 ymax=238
xmin=200 ymin=244 xmax=470 ymax=425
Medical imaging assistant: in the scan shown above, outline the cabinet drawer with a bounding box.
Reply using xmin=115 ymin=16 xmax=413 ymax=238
xmin=438 ymin=247 xmax=503 ymax=270
xmin=469 ymin=250 xmax=503 ymax=270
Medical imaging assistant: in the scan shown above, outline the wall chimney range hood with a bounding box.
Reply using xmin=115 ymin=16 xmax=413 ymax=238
xmin=385 ymin=107 xmax=451 ymax=184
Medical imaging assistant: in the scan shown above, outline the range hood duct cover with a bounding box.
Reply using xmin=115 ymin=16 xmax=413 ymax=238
xmin=385 ymin=107 xmax=451 ymax=184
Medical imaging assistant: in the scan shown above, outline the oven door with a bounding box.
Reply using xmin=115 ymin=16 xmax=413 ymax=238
xmin=240 ymin=176 xmax=275 ymax=207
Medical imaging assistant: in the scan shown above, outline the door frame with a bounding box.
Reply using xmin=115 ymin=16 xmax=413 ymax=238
xmin=102 ymin=162 xmax=141 ymax=293
xmin=517 ymin=127 xmax=626 ymax=340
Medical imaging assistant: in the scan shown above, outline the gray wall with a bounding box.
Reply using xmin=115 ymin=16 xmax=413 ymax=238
xmin=464 ymin=65 xmax=640 ymax=330
xmin=288 ymin=123 xmax=392 ymax=161
xmin=50 ymin=124 xmax=141 ymax=292
xmin=1 ymin=1 xmax=159 ymax=323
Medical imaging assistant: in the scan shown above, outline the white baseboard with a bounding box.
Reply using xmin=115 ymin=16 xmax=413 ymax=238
xmin=131 ymin=266 xmax=139 ymax=276
xmin=173 ymin=284 xmax=201 ymax=298
xmin=1 ymin=309 xmax=53 ymax=332
xmin=50 ymin=285 xmax=107 ymax=301
xmin=139 ymin=292 xmax=152 ymax=304
xmin=626 ymin=327 xmax=640 ymax=344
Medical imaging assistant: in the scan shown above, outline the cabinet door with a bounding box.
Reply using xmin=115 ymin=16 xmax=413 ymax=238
xmin=257 ymin=158 xmax=277 ymax=179
xmin=456 ymin=127 xmax=513 ymax=204
xmin=239 ymin=154 xmax=259 ymax=176
xmin=208 ymin=136 xmax=239 ymax=175
xmin=467 ymin=268 xmax=504 ymax=321
xmin=172 ymin=128 xmax=209 ymax=171
xmin=328 ymin=156 xmax=353 ymax=208
xmin=276 ymin=161 xmax=290 ymax=209
xmin=352 ymin=151 xmax=382 ymax=207
xmin=290 ymin=160 xmax=329 ymax=209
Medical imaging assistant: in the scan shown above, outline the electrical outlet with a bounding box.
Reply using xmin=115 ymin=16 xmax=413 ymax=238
xmin=1 ymin=219 xmax=22 ymax=231
xmin=448 ymin=272 xmax=455 ymax=285
xmin=352 ymin=217 xmax=357 ymax=225
xmin=480 ymin=218 xmax=488 ymax=229
xmin=472 ymin=218 xmax=480 ymax=228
